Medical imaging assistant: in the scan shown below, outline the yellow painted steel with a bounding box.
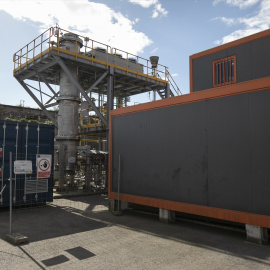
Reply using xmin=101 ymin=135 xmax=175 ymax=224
xmin=13 ymin=26 xmax=169 ymax=85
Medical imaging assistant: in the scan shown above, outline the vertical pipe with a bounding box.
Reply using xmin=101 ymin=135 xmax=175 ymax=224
xmin=1 ymin=122 xmax=6 ymax=204
xmin=24 ymin=124 xmax=29 ymax=202
xmin=14 ymin=124 xmax=19 ymax=204
xmin=37 ymin=125 xmax=40 ymax=155
xmin=25 ymin=124 xmax=29 ymax=160
xmin=118 ymin=154 xmax=120 ymax=211
xmin=153 ymin=90 xmax=156 ymax=101
xmin=165 ymin=83 xmax=170 ymax=98
xmin=36 ymin=125 xmax=40 ymax=201
xmin=9 ymin=151 xmax=12 ymax=235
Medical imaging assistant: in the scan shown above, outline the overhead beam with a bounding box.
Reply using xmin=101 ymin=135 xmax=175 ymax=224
xmin=18 ymin=59 xmax=58 ymax=81
xmin=86 ymin=70 xmax=109 ymax=94
xmin=15 ymin=78 xmax=58 ymax=127
xmin=53 ymin=55 xmax=107 ymax=126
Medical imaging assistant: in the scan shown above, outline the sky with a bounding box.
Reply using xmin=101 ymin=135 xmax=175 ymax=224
xmin=0 ymin=0 xmax=269 ymax=108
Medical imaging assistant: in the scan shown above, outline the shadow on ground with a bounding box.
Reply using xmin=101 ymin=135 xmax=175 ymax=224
xmin=0 ymin=194 xmax=270 ymax=267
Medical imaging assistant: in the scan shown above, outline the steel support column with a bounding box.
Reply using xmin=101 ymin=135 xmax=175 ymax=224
xmin=106 ymin=66 xmax=114 ymax=149
xmin=165 ymin=83 xmax=170 ymax=98
xmin=105 ymin=66 xmax=114 ymax=189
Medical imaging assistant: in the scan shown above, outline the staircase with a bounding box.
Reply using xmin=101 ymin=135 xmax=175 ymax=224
xmin=156 ymin=71 xmax=182 ymax=99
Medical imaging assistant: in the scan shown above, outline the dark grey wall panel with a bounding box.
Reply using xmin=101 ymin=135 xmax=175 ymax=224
xmin=227 ymin=43 xmax=252 ymax=83
xmin=112 ymin=88 xmax=270 ymax=216
xmin=192 ymin=51 xmax=226 ymax=92
xmin=251 ymin=36 xmax=270 ymax=79
xmin=207 ymin=94 xmax=252 ymax=212
xmin=192 ymin=35 xmax=270 ymax=92
xmin=249 ymin=90 xmax=270 ymax=215
xmin=112 ymin=102 xmax=208 ymax=205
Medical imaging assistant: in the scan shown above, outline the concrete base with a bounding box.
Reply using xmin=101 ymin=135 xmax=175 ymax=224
xmin=6 ymin=233 xmax=28 ymax=245
xmin=108 ymin=199 xmax=122 ymax=216
xmin=159 ymin=209 xmax=175 ymax=224
xmin=245 ymin=224 xmax=268 ymax=245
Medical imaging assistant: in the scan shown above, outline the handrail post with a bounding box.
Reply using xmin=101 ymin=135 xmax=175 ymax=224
xmin=75 ymin=35 xmax=78 ymax=60
xmin=146 ymin=60 xmax=149 ymax=81
xmin=114 ymin=49 xmax=116 ymax=69
xmin=91 ymin=40 xmax=94 ymax=64
xmin=40 ymin=34 xmax=43 ymax=59
xmin=26 ymin=44 xmax=29 ymax=68
xmin=9 ymin=152 xmax=12 ymax=235
xmin=106 ymin=46 xmax=108 ymax=69
xmin=20 ymin=49 xmax=22 ymax=71
xmin=33 ymin=39 xmax=35 ymax=63
xmin=126 ymin=53 xmax=128 ymax=75
xmin=57 ymin=29 xmax=60 ymax=55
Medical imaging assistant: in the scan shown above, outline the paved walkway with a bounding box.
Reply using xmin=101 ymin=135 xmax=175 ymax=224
xmin=0 ymin=195 xmax=270 ymax=269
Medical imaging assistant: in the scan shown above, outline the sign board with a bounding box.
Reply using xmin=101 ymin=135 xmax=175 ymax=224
xmin=14 ymin=160 xmax=33 ymax=174
xmin=37 ymin=154 xmax=52 ymax=178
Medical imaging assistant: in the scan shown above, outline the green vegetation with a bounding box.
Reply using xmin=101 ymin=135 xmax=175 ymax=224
xmin=4 ymin=117 xmax=54 ymax=125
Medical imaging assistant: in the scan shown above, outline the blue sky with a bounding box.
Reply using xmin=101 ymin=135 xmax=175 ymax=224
xmin=0 ymin=0 xmax=268 ymax=108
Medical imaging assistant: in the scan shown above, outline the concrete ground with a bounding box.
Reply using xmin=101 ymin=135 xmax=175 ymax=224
xmin=0 ymin=195 xmax=270 ymax=270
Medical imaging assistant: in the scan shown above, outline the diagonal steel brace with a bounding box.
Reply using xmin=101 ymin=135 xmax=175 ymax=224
xmin=53 ymin=55 xmax=107 ymax=126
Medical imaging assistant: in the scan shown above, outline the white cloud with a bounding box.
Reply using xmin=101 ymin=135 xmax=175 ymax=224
xmin=0 ymin=0 xmax=152 ymax=55
xmin=214 ymin=0 xmax=270 ymax=44
xmin=129 ymin=0 xmax=168 ymax=18
xmin=213 ymin=16 xmax=236 ymax=26
xmin=129 ymin=0 xmax=158 ymax=8
xmin=150 ymin=47 xmax=159 ymax=53
xmin=213 ymin=0 xmax=260 ymax=9
xmin=152 ymin=3 xmax=168 ymax=18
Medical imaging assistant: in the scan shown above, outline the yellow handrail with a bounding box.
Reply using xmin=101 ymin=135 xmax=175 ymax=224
xmin=13 ymin=26 xmax=170 ymax=84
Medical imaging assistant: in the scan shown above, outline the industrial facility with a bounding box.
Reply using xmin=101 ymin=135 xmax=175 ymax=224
xmin=1 ymin=25 xmax=269 ymax=245
xmin=11 ymin=26 xmax=180 ymax=193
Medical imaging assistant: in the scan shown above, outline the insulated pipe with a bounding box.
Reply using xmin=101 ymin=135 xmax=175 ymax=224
xmin=55 ymin=33 xmax=83 ymax=189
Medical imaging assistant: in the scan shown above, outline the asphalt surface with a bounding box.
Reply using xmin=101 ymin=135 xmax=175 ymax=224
xmin=0 ymin=194 xmax=270 ymax=270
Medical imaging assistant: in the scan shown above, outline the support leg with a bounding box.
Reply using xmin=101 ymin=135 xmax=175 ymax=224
xmin=108 ymin=199 xmax=122 ymax=216
xmin=159 ymin=208 xmax=175 ymax=224
xmin=245 ymin=224 xmax=268 ymax=245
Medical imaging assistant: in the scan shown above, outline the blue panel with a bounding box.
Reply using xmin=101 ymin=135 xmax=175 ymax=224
xmin=0 ymin=120 xmax=54 ymax=207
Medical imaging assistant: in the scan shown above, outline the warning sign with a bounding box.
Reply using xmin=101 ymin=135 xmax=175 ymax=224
xmin=14 ymin=160 xmax=32 ymax=174
xmin=37 ymin=154 xmax=52 ymax=178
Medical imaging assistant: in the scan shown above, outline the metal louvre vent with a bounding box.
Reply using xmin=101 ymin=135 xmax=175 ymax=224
xmin=38 ymin=179 xmax=48 ymax=193
xmin=25 ymin=179 xmax=48 ymax=194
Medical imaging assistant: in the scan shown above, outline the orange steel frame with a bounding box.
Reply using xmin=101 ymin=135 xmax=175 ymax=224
xmin=190 ymin=28 xmax=270 ymax=93
xmin=212 ymin=55 xmax=237 ymax=87
xmin=109 ymin=29 xmax=270 ymax=228
xmin=109 ymin=76 xmax=270 ymax=228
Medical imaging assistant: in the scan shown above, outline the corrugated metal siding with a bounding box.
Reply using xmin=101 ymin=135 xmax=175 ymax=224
xmin=0 ymin=120 xmax=54 ymax=206
xmin=111 ymin=88 xmax=270 ymax=216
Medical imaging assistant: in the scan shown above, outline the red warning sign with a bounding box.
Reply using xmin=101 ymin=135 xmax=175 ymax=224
xmin=37 ymin=155 xmax=51 ymax=178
